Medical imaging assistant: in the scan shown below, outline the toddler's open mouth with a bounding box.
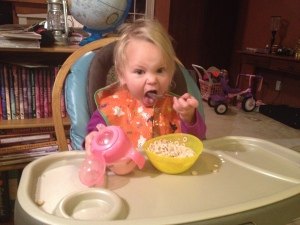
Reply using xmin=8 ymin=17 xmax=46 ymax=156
xmin=143 ymin=90 xmax=163 ymax=107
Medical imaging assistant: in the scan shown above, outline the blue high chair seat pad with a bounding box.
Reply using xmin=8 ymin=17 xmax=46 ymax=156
xmin=65 ymin=51 xmax=96 ymax=150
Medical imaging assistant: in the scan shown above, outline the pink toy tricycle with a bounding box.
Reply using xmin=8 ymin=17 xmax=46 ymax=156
xmin=208 ymin=72 xmax=262 ymax=115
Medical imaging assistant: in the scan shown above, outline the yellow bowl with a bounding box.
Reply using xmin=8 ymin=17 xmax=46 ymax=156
xmin=142 ymin=133 xmax=203 ymax=174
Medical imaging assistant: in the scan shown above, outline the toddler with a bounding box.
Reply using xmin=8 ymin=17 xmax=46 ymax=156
xmin=85 ymin=19 xmax=206 ymax=173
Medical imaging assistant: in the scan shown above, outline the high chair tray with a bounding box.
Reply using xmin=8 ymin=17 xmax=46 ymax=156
xmin=15 ymin=136 xmax=300 ymax=225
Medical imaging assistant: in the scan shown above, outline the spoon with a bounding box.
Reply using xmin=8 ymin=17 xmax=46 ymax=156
xmin=146 ymin=92 xmax=164 ymax=100
xmin=146 ymin=92 xmax=164 ymax=137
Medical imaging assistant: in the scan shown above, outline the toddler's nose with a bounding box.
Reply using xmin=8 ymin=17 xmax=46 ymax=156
xmin=146 ymin=73 xmax=158 ymax=84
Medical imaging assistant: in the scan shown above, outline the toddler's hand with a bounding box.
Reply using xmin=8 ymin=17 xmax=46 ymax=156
xmin=173 ymin=93 xmax=198 ymax=124
xmin=107 ymin=158 xmax=137 ymax=175
xmin=84 ymin=124 xmax=106 ymax=155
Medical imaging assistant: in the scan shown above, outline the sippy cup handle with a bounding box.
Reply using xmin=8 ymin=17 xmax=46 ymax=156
xmin=128 ymin=150 xmax=145 ymax=169
xmin=78 ymin=153 xmax=106 ymax=187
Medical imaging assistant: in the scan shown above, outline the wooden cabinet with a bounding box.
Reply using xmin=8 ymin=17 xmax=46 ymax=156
xmin=238 ymin=51 xmax=300 ymax=76
xmin=238 ymin=51 xmax=300 ymax=107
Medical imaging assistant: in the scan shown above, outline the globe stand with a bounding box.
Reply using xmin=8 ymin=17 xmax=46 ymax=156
xmin=79 ymin=26 xmax=104 ymax=46
xmin=70 ymin=0 xmax=133 ymax=46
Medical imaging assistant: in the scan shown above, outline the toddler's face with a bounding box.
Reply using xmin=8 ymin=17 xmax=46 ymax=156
xmin=119 ymin=39 xmax=172 ymax=107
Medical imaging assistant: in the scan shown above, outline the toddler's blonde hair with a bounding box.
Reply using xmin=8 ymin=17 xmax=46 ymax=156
xmin=114 ymin=19 xmax=176 ymax=79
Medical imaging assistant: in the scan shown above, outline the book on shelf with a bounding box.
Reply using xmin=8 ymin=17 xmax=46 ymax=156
xmin=0 ymin=146 xmax=58 ymax=160
xmin=0 ymin=128 xmax=71 ymax=154
xmin=0 ymin=28 xmax=41 ymax=49
xmin=3 ymin=64 xmax=11 ymax=120
xmin=0 ymin=24 xmax=25 ymax=32
xmin=8 ymin=67 xmax=16 ymax=120
xmin=0 ymin=126 xmax=70 ymax=136
xmin=0 ymin=124 xmax=71 ymax=164
xmin=44 ymin=69 xmax=50 ymax=118
xmin=0 ymin=146 xmax=58 ymax=167
xmin=0 ymin=140 xmax=60 ymax=155
xmin=0 ymin=66 xmax=5 ymax=120
xmin=0 ymin=30 xmax=41 ymax=40
xmin=30 ymin=69 xmax=36 ymax=118
xmin=21 ymin=67 xmax=28 ymax=119
xmin=0 ymin=36 xmax=40 ymax=49
xmin=35 ymin=68 xmax=41 ymax=118
xmin=18 ymin=66 xmax=24 ymax=119
xmin=0 ymin=127 xmax=55 ymax=135
xmin=0 ymin=133 xmax=53 ymax=145
xmin=46 ymin=69 xmax=52 ymax=117
xmin=0 ymin=62 xmax=66 ymax=120
xmin=12 ymin=65 xmax=20 ymax=119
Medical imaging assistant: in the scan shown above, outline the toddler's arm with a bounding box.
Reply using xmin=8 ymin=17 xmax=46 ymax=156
xmin=85 ymin=110 xmax=107 ymax=153
xmin=86 ymin=110 xmax=107 ymax=133
xmin=181 ymin=111 xmax=206 ymax=140
xmin=173 ymin=93 xmax=206 ymax=139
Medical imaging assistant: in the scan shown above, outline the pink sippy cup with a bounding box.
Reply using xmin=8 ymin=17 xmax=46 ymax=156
xmin=91 ymin=126 xmax=145 ymax=175
xmin=79 ymin=126 xmax=145 ymax=187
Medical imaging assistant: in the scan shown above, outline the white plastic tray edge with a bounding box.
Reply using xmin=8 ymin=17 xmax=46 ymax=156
xmin=16 ymin=136 xmax=300 ymax=225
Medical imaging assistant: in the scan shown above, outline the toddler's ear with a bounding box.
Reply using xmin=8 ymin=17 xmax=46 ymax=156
xmin=118 ymin=74 xmax=126 ymax=86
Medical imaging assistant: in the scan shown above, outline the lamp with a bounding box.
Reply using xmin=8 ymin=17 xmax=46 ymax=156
xmin=269 ymin=16 xmax=281 ymax=54
xmin=47 ymin=0 xmax=69 ymax=45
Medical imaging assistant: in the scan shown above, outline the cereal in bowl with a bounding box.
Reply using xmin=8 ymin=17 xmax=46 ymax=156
xmin=147 ymin=139 xmax=195 ymax=158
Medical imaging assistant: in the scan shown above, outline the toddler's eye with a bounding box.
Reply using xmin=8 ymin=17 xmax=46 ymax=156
xmin=134 ymin=69 xmax=144 ymax=75
xmin=157 ymin=67 xmax=166 ymax=74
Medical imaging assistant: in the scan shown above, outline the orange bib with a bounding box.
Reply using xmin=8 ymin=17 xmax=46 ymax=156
xmin=95 ymin=83 xmax=181 ymax=149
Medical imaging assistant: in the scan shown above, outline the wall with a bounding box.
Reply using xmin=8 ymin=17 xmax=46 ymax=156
xmin=234 ymin=0 xmax=300 ymax=107
xmin=154 ymin=0 xmax=170 ymax=30
xmin=241 ymin=0 xmax=300 ymax=50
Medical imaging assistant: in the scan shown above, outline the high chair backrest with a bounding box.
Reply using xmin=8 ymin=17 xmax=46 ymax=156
xmin=52 ymin=37 xmax=204 ymax=151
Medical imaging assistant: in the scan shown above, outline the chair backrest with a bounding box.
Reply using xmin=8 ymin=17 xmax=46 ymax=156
xmin=52 ymin=37 xmax=118 ymax=151
xmin=52 ymin=37 xmax=204 ymax=151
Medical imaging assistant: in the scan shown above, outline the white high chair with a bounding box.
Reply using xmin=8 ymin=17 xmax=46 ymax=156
xmin=14 ymin=37 xmax=300 ymax=225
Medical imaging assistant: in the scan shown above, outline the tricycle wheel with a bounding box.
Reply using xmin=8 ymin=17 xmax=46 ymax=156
xmin=214 ymin=103 xmax=228 ymax=115
xmin=208 ymin=97 xmax=215 ymax=107
xmin=242 ymin=97 xmax=256 ymax=112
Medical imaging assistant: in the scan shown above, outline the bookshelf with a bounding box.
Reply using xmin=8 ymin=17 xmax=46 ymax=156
xmin=0 ymin=45 xmax=79 ymax=64
xmin=0 ymin=45 xmax=78 ymax=225
xmin=1 ymin=117 xmax=70 ymax=130
xmin=0 ymin=44 xmax=79 ymax=165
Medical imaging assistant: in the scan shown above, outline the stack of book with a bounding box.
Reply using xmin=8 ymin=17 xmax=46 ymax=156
xmin=0 ymin=61 xmax=70 ymax=166
xmin=0 ymin=127 xmax=67 ymax=167
xmin=0 ymin=24 xmax=41 ymax=49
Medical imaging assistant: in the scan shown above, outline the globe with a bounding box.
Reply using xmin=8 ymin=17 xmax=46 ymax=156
xmin=68 ymin=0 xmax=132 ymax=46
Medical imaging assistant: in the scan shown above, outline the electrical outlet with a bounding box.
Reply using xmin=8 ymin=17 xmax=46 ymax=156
xmin=275 ymin=80 xmax=281 ymax=91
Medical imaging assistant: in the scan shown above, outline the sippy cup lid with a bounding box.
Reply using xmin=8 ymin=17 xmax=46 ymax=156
xmin=91 ymin=126 xmax=133 ymax=163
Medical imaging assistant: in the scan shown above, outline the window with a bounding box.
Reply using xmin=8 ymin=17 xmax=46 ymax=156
xmin=128 ymin=0 xmax=155 ymax=21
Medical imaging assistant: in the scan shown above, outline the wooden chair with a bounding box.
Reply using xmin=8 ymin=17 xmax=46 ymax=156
xmin=52 ymin=37 xmax=118 ymax=151
xmin=52 ymin=37 xmax=204 ymax=151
